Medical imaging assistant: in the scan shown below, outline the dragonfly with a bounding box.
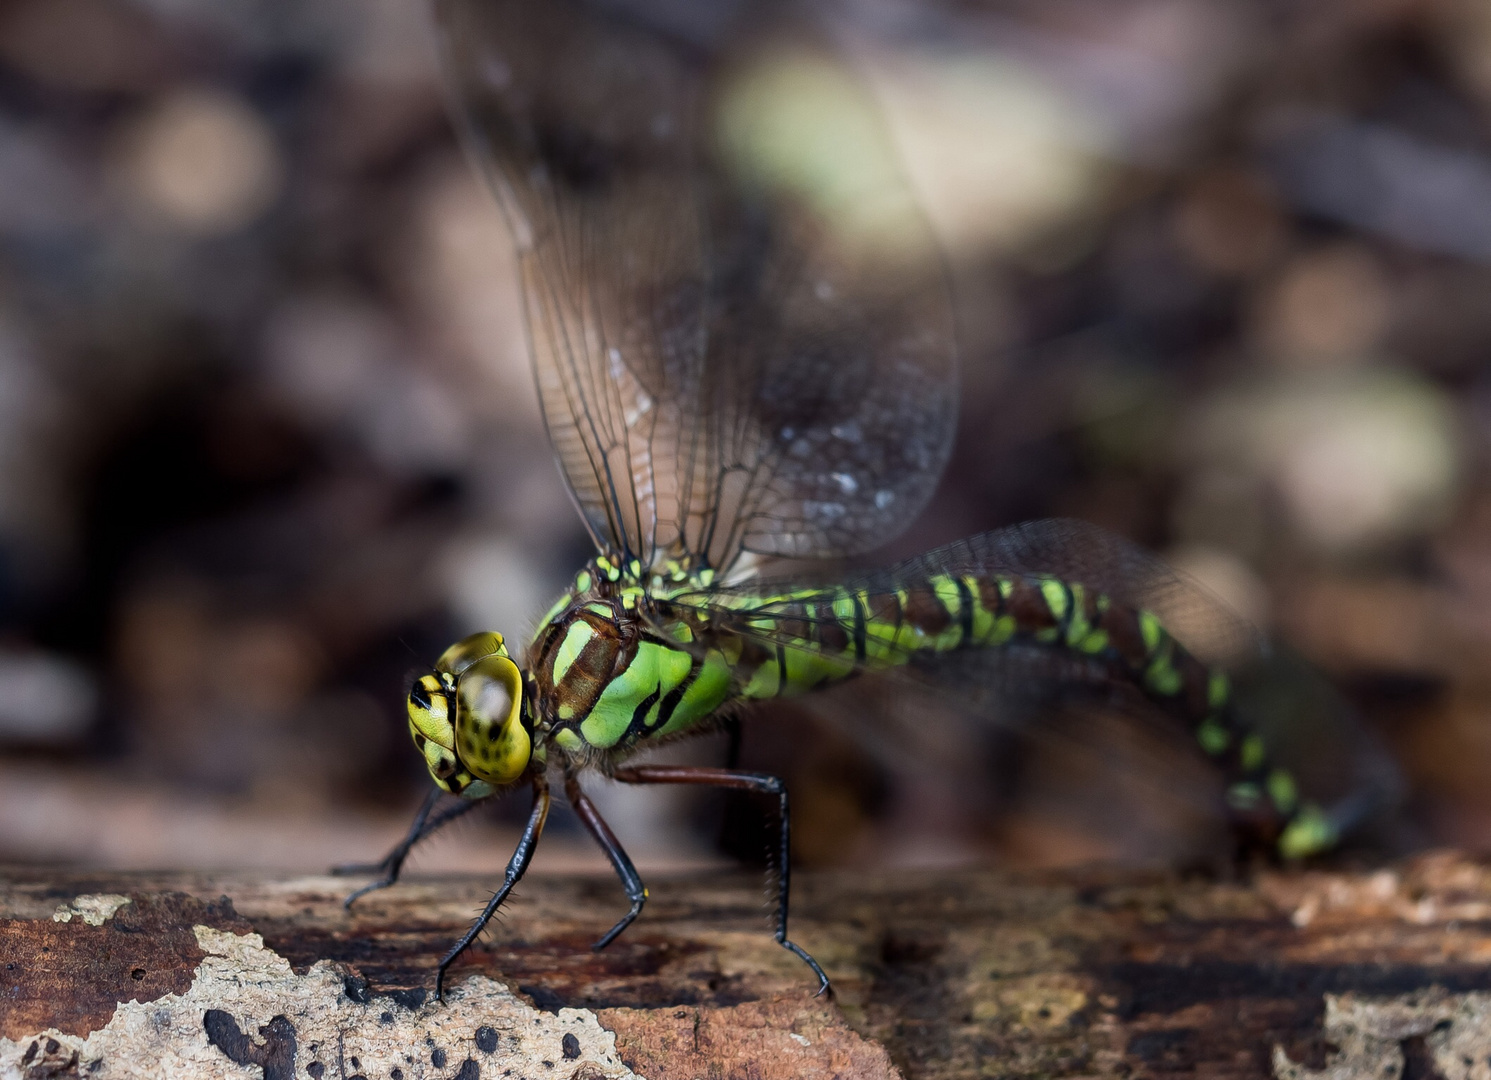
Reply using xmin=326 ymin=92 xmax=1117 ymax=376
xmin=340 ymin=0 xmax=1374 ymax=1000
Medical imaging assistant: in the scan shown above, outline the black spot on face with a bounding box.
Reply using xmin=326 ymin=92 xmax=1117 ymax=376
xmin=130 ymin=967 xmax=146 ymax=980
xmin=475 ymin=1027 xmax=498 ymax=1054
xmin=431 ymin=1048 xmax=448 ymax=1068
xmin=455 ymin=1059 xmax=480 ymax=1080
xmin=561 ymin=1033 xmax=581 ymax=1060
xmin=308 ymin=1064 xmax=324 ymax=1079
xmin=391 ymin=1071 xmax=403 ymax=1080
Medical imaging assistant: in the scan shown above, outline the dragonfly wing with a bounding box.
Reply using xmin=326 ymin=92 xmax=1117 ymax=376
xmin=437 ymin=0 xmax=956 ymax=569
xmin=436 ymin=0 xmax=705 ymax=557
xmin=810 ymin=638 xmax=1397 ymax=852
xmin=800 ymin=669 xmax=1249 ymax=863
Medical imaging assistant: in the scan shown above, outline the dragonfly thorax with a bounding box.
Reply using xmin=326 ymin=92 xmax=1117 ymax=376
xmin=523 ymin=557 xmax=731 ymax=764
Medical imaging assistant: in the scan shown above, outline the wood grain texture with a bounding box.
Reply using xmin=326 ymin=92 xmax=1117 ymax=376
xmin=4 ymin=856 xmax=1491 ymax=1078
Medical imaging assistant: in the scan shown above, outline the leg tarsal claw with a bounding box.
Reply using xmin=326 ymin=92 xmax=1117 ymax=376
xmin=341 ymin=877 xmax=395 ymax=909
xmin=591 ymin=898 xmax=645 ymax=951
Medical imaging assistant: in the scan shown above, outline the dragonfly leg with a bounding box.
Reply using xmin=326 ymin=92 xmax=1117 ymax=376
xmin=435 ymin=774 xmax=550 ymax=1002
xmin=336 ymin=787 xmax=485 ymax=907
xmin=611 ymin=765 xmax=830 ymax=997
xmin=334 ymin=786 xmax=441 ymax=876
xmin=564 ymin=772 xmax=647 ymax=950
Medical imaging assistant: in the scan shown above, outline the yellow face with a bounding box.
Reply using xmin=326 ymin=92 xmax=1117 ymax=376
xmin=406 ymin=632 xmax=533 ymax=798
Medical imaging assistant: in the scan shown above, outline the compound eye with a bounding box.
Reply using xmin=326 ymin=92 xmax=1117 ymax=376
xmin=429 ymin=748 xmax=459 ymax=780
xmin=453 ymin=654 xmax=531 ymax=787
xmin=460 ymin=675 xmax=513 ymax=729
xmin=436 ymin=631 xmax=510 ymax=679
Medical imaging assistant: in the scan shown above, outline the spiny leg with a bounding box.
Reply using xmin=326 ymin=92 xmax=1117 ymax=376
xmin=435 ymin=774 xmax=550 ymax=1002
xmin=564 ymin=772 xmax=647 ymax=950
xmin=336 ymin=787 xmax=486 ymax=907
xmin=611 ymin=765 xmax=830 ymax=996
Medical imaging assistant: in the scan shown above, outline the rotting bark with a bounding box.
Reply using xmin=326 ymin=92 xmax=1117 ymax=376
xmin=5 ymin=855 xmax=1491 ymax=1079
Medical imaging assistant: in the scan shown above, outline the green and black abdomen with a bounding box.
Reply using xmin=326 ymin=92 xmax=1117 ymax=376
xmin=707 ymin=571 xmax=1336 ymax=857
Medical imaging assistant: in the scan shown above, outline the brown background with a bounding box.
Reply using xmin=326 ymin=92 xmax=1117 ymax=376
xmin=1 ymin=0 xmax=1490 ymax=882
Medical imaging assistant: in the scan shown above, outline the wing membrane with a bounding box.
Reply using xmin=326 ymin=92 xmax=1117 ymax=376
xmin=437 ymin=0 xmax=956 ymax=569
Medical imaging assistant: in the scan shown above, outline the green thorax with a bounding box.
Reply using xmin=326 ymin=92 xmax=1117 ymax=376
xmin=529 ymin=552 xmax=868 ymax=760
xmin=527 ymin=555 xmax=729 ymax=761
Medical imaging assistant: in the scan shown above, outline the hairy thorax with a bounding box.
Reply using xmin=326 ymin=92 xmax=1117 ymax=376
xmin=527 ymin=557 xmax=739 ymax=767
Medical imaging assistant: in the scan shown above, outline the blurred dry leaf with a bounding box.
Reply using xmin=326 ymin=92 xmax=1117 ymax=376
xmin=403 ymin=159 xmax=535 ymax=426
xmin=1193 ymin=368 xmax=1460 ymax=552
xmin=1172 ymin=168 xmax=1287 ymax=276
xmin=1257 ymin=245 xmax=1393 ymax=365
xmin=112 ymin=88 xmax=283 ymax=236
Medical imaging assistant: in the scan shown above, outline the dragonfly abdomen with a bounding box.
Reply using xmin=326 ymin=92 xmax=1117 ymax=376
xmin=718 ymin=571 xmax=1331 ymax=856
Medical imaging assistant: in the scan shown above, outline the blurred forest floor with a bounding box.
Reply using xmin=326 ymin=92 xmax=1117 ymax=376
xmin=3 ymin=0 xmax=1491 ymax=877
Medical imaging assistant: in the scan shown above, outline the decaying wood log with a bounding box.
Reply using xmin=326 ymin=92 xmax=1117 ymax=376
xmin=5 ymin=856 xmax=1491 ymax=1079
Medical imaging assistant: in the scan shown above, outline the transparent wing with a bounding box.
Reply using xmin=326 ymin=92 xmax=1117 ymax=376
xmin=437 ymin=0 xmax=956 ymax=569
xmin=784 ymin=636 xmax=1397 ymax=853
xmin=797 ymin=672 xmax=1252 ymax=864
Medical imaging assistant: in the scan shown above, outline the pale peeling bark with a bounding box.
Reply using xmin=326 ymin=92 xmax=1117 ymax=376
xmin=1275 ymin=990 xmax=1491 ymax=1080
xmin=2 ymin=924 xmax=634 ymax=1080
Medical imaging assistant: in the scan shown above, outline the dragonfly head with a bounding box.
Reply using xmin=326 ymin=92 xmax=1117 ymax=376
xmin=407 ymin=631 xmax=534 ymax=798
